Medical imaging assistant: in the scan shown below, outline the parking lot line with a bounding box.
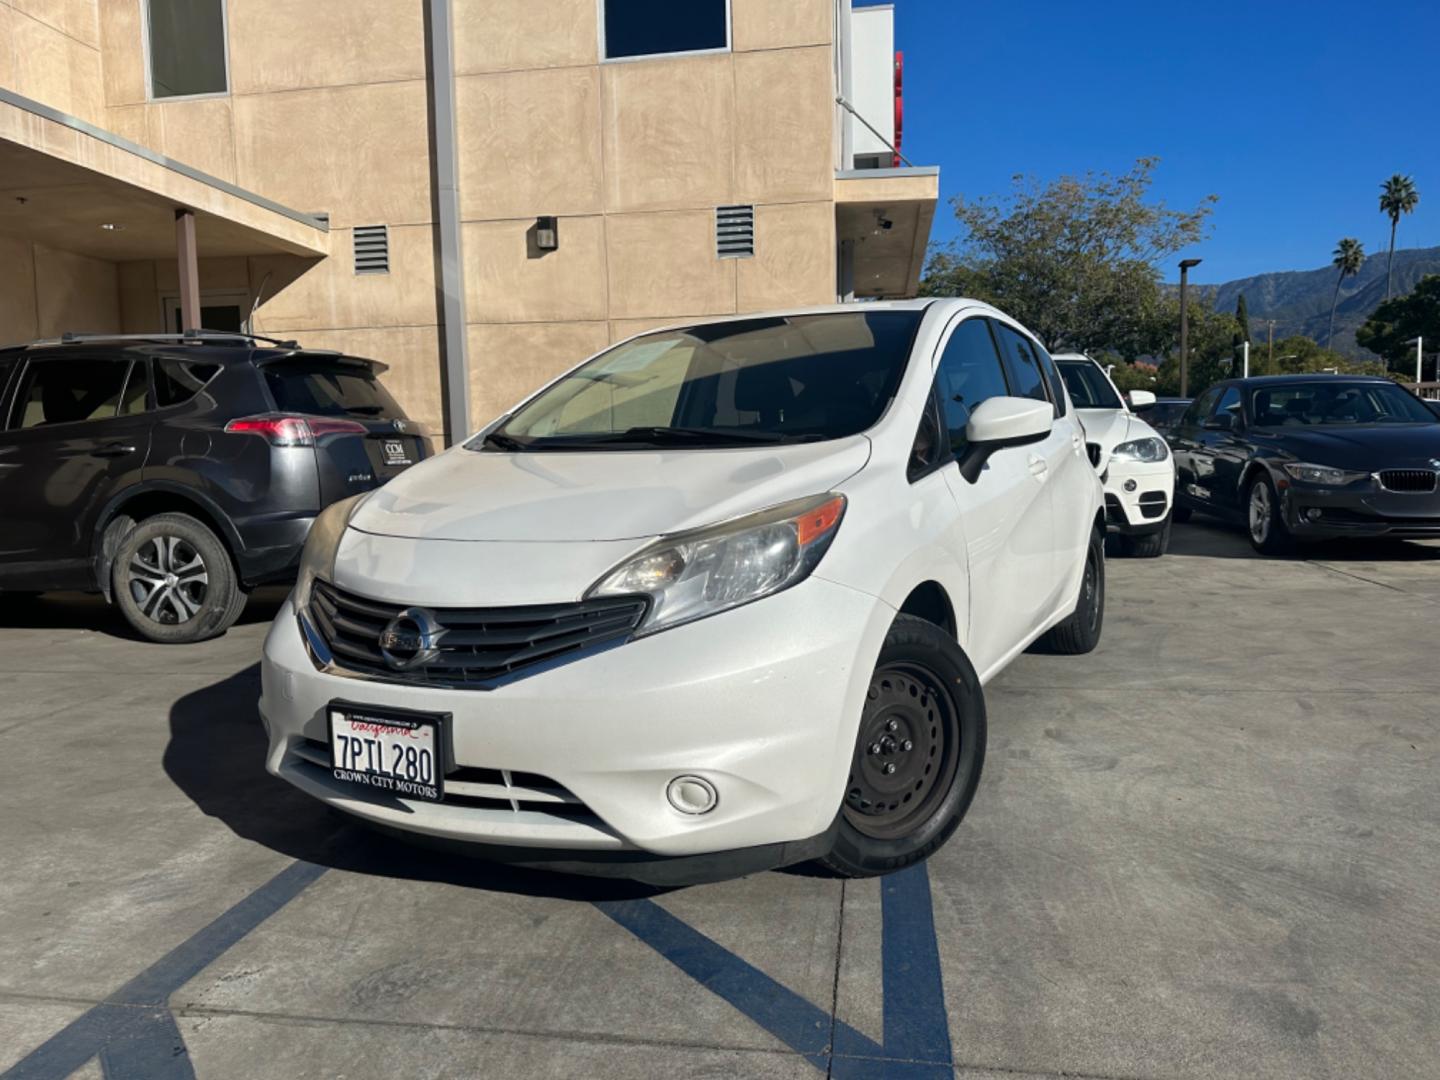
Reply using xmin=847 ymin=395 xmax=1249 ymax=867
xmin=2 ymin=861 xmax=328 ymax=1080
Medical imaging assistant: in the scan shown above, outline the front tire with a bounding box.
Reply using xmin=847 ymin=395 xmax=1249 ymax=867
xmin=1246 ymin=472 xmax=1294 ymax=556
xmin=112 ymin=513 xmax=243 ymax=643
xmin=1119 ymin=514 xmax=1171 ymax=559
xmin=819 ymin=615 xmax=986 ymax=878
xmin=1040 ymin=526 xmax=1105 ymax=654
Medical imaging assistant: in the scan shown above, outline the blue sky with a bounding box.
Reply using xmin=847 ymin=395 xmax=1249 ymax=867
xmin=879 ymin=0 xmax=1440 ymax=284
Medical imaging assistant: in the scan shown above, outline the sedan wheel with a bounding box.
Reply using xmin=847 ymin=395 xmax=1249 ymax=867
xmin=1245 ymin=474 xmax=1294 ymax=556
xmin=1248 ymin=481 xmax=1271 ymax=546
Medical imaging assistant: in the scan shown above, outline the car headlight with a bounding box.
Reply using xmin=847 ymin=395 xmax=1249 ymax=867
xmin=293 ymin=494 xmax=367 ymax=612
xmin=588 ymin=493 xmax=847 ymax=636
xmin=1282 ymin=462 xmax=1368 ymax=486
xmin=1111 ymin=436 xmax=1170 ymax=462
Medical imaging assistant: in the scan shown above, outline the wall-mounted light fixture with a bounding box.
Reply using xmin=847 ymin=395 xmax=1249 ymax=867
xmin=534 ymin=216 xmax=559 ymax=251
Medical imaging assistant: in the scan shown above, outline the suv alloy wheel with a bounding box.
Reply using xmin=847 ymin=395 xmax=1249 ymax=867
xmin=111 ymin=513 xmax=245 ymax=643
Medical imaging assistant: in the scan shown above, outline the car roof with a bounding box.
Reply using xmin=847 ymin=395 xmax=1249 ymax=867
xmin=1220 ymin=373 xmax=1393 ymax=389
xmin=0 ymin=336 xmax=382 ymax=371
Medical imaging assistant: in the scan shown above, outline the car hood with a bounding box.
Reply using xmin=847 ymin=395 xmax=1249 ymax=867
xmin=347 ymin=435 xmax=874 ymax=542
xmin=1259 ymin=424 xmax=1440 ymax=470
xmin=1075 ymin=408 xmax=1148 ymax=452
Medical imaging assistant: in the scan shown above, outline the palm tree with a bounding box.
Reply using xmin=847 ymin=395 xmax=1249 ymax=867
xmin=1328 ymin=238 xmax=1365 ymax=349
xmin=1379 ymin=174 xmax=1420 ymax=300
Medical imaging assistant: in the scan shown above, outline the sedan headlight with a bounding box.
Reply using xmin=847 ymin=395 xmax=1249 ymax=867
xmin=294 ymin=494 xmax=367 ymax=612
xmin=1111 ymin=436 xmax=1170 ymax=462
xmin=588 ymin=493 xmax=846 ymax=636
xmin=1282 ymin=462 xmax=1368 ymax=486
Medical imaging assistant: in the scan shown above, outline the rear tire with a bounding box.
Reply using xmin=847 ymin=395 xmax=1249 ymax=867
xmin=112 ymin=513 xmax=242 ymax=643
xmin=818 ymin=615 xmax=986 ymax=878
xmin=1040 ymin=526 xmax=1105 ymax=654
xmin=1120 ymin=515 xmax=1171 ymax=559
xmin=1246 ymin=472 xmax=1294 ymax=556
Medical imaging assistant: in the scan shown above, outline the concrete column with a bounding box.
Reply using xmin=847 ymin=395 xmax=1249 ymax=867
xmin=175 ymin=209 xmax=200 ymax=332
xmin=426 ymin=0 xmax=470 ymax=446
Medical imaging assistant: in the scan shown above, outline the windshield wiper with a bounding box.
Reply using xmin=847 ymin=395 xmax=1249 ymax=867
xmin=481 ymin=431 xmax=529 ymax=452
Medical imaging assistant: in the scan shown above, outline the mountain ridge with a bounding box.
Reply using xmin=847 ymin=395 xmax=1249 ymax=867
xmin=1195 ymin=246 xmax=1440 ymax=358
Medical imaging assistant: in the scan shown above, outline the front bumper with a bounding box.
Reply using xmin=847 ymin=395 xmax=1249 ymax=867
xmin=260 ymin=577 xmax=894 ymax=864
xmin=1102 ymin=458 xmax=1175 ymax=535
xmin=1282 ymin=482 xmax=1440 ymax=539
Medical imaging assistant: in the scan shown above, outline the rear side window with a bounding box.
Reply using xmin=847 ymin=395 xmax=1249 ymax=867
xmin=1030 ymin=340 xmax=1068 ymax=416
xmin=9 ymin=358 xmax=132 ymax=429
xmin=992 ymin=323 xmax=1053 ymax=409
xmin=154 ymin=358 xmax=220 ymax=408
xmin=265 ymin=361 xmax=402 ymax=419
xmin=935 ymin=319 xmax=1009 ymax=455
xmin=119 ymin=360 xmax=150 ymax=416
xmin=1182 ymin=387 xmax=1222 ymax=427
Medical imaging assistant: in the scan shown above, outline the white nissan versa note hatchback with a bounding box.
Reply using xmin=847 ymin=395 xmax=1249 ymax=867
xmin=260 ymin=301 xmax=1105 ymax=884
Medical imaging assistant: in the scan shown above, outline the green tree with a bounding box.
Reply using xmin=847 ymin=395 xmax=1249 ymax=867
xmin=1379 ymin=174 xmax=1420 ymax=300
xmin=1149 ymin=301 xmax=1243 ymax=396
xmin=1328 ymin=238 xmax=1366 ymax=349
xmin=1264 ymin=335 xmax=1389 ymax=377
xmin=921 ymin=157 xmax=1217 ymax=353
xmin=1234 ymin=292 xmax=1251 ymax=343
xmin=1355 ymin=273 xmax=1440 ymax=375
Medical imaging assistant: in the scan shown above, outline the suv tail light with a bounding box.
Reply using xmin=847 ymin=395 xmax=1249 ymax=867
xmin=224 ymin=414 xmax=368 ymax=447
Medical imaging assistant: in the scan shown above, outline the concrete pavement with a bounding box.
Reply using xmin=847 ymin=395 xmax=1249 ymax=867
xmin=1 ymin=523 xmax=1437 ymax=1078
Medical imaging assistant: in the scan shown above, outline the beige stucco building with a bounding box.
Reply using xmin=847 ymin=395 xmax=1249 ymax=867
xmin=0 ymin=0 xmax=937 ymax=442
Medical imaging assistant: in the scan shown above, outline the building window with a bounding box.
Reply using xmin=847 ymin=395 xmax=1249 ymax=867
xmin=601 ymin=0 xmax=730 ymax=61
xmin=145 ymin=0 xmax=229 ymax=99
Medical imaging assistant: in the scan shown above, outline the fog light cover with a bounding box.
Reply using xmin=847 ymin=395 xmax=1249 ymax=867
xmin=1123 ymin=479 xmax=1138 ymax=493
xmin=667 ymin=775 xmax=718 ymax=815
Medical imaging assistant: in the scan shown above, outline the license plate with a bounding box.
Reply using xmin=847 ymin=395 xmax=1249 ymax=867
xmin=328 ymin=703 xmax=445 ymax=803
xmin=381 ymin=439 xmax=412 ymax=467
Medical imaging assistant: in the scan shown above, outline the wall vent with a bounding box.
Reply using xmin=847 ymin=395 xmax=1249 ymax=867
xmin=353 ymin=225 xmax=390 ymax=274
xmin=716 ymin=205 xmax=755 ymax=259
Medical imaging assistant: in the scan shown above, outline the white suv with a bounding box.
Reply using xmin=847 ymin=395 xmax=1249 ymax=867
xmin=1054 ymin=354 xmax=1176 ymax=558
xmin=260 ymin=302 xmax=1105 ymax=883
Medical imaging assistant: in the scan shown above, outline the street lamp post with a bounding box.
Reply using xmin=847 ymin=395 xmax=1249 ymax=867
xmin=1178 ymin=258 xmax=1202 ymax=396
xmin=1406 ymin=336 xmax=1424 ymax=385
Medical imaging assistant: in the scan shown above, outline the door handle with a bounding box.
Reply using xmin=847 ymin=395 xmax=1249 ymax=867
xmin=91 ymin=442 xmax=137 ymax=458
xmin=1027 ymin=454 xmax=1049 ymax=478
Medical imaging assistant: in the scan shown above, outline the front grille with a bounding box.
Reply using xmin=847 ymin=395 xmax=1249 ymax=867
xmin=310 ymin=581 xmax=648 ymax=688
xmin=1378 ymin=469 xmax=1438 ymax=493
xmin=294 ymin=738 xmax=599 ymax=820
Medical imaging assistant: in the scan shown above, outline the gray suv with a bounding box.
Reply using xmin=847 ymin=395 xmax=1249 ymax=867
xmin=0 ymin=332 xmax=429 ymax=643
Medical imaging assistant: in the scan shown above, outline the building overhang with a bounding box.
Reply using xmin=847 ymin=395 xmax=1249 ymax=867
xmin=836 ymin=166 xmax=940 ymax=299
xmin=0 ymin=89 xmax=329 ymax=262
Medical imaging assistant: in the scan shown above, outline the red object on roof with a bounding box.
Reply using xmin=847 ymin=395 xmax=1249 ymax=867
xmin=893 ymin=51 xmax=904 ymax=167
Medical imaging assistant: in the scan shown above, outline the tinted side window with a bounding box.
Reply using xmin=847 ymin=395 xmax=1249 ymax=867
xmin=10 ymin=358 xmax=131 ymax=429
xmin=119 ymin=361 xmax=149 ymax=416
xmin=0 ymin=357 xmax=16 ymax=409
xmin=1181 ymin=387 xmax=1222 ymax=427
xmin=936 ymin=319 xmax=1010 ymax=455
xmin=154 ymin=358 xmax=221 ymax=408
xmin=1031 ymin=340 xmax=1068 ymax=416
xmin=992 ymin=323 xmax=1052 ymax=408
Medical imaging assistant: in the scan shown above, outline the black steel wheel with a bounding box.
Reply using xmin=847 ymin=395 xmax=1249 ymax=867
xmin=820 ymin=615 xmax=986 ymax=878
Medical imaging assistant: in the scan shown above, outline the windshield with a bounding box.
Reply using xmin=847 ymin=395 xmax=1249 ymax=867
xmin=1057 ymin=361 xmax=1123 ymax=410
xmin=1250 ymin=382 xmax=1436 ymax=427
xmin=483 ymin=311 xmax=924 ymax=451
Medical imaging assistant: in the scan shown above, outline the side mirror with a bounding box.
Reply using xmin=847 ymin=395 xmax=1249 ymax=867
xmin=958 ymin=397 xmax=1054 ymax=483
xmin=1203 ymin=412 xmax=1236 ymax=432
xmin=1127 ymin=389 xmax=1157 ymax=410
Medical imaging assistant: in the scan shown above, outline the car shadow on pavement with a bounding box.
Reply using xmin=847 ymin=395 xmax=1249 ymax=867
xmin=163 ymin=662 xmax=664 ymax=903
xmin=1167 ymin=521 xmax=1440 ymax=562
